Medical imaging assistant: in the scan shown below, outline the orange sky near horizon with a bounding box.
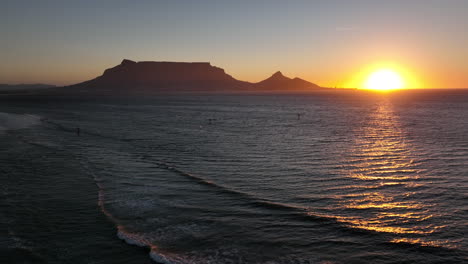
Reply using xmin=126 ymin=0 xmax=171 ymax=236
xmin=2 ymin=1 xmax=467 ymax=89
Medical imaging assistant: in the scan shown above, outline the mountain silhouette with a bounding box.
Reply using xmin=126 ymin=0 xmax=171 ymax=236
xmin=22 ymin=59 xmax=325 ymax=95
xmin=67 ymin=59 xmax=249 ymax=93
xmin=254 ymin=71 xmax=321 ymax=91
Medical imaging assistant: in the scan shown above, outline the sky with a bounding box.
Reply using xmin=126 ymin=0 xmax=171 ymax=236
xmin=1 ymin=0 xmax=467 ymax=88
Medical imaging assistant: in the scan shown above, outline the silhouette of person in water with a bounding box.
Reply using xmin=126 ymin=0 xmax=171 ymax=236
xmin=76 ymin=127 xmax=80 ymax=136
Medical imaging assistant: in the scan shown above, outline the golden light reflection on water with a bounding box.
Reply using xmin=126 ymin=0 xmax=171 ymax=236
xmin=330 ymin=99 xmax=447 ymax=246
xmin=348 ymin=174 xmax=413 ymax=181
xmin=390 ymin=238 xmax=457 ymax=249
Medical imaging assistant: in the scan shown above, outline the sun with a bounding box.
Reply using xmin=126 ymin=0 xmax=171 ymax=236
xmin=364 ymin=69 xmax=404 ymax=91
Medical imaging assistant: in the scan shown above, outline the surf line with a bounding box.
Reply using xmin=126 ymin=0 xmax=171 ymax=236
xmin=77 ymin=158 xmax=179 ymax=264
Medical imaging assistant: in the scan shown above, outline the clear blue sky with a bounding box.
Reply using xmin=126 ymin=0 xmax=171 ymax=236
xmin=2 ymin=0 xmax=467 ymax=87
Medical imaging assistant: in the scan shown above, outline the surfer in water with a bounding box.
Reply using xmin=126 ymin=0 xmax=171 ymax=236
xmin=76 ymin=127 xmax=80 ymax=136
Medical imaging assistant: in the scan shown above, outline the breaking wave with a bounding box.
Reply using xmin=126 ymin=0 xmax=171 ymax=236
xmin=0 ymin=112 xmax=42 ymax=134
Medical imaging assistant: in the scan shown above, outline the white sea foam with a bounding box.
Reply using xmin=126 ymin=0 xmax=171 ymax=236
xmin=149 ymin=249 xmax=176 ymax=264
xmin=94 ymin=174 xmax=180 ymax=264
xmin=116 ymin=227 xmax=149 ymax=248
xmin=117 ymin=227 xmax=178 ymax=264
xmin=0 ymin=112 xmax=42 ymax=134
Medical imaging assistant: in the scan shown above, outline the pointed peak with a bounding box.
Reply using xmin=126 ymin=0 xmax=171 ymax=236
xmin=267 ymin=70 xmax=291 ymax=81
xmin=121 ymin=59 xmax=137 ymax=66
xmin=272 ymin=71 xmax=284 ymax=77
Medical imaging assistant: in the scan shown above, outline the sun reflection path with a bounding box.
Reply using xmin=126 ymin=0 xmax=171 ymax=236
xmin=327 ymin=99 xmax=452 ymax=248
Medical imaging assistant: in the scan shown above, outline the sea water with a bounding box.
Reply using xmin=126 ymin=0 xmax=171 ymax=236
xmin=1 ymin=90 xmax=467 ymax=263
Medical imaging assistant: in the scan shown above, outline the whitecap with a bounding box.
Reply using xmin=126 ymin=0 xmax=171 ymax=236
xmin=0 ymin=112 xmax=42 ymax=134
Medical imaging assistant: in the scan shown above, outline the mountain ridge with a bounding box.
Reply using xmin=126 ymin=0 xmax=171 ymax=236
xmin=13 ymin=59 xmax=326 ymax=94
xmin=254 ymin=70 xmax=321 ymax=91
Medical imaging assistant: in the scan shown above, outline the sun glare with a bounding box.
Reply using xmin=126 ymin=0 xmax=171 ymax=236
xmin=364 ymin=69 xmax=404 ymax=91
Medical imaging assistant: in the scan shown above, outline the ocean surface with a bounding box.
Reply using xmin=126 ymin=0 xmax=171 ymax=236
xmin=1 ymin=90 xmax=467 ymax=263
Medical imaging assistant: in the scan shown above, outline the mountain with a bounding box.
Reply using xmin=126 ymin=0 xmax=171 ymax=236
xmin=0 ymin=84 xmax=55 ymax=91
xmin=66 ymin=59 xmax=249 ymax=93
xmin=39 ymin=59 xmax=325 ymax=94
xmin=254 ymin=71 xmax=321 ymax=91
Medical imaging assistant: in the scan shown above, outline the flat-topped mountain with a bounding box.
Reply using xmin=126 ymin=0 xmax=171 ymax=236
xmin=68 ymin=59 xmax=248 ymax=93
xmin=58 ymin=59 xmax=324 ymax=94
xmin=100 ymin=60 xmax=237 ymax=83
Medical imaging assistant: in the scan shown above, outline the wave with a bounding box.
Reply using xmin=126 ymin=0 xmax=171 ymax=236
xmin=91 ymin=150 xmax=457 ymax=253
xmin=117 ymin=228 xmax=178 ymax=264
xmin=48 ymin=118 xmax=464 ymax=259
xmin=116 ymin=228 xmax=192 ymax=264
xmin=43 ymin=119 xmax=141 ymax=143
xmin=153 ymin=162 xmax=466 ymax=254
xmin=151 ymin=162 xmax=354 ymax=228
xmin=0 ymin=112 xmax=42 ymax=134
xmin=77 ymin=157 xmax=186 ymax=264
xmin=4 ymin=228 xmax=46 ymax=263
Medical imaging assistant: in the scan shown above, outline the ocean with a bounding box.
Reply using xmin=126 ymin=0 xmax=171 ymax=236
xmin=1 ymin=90 xmax=467 ymax=263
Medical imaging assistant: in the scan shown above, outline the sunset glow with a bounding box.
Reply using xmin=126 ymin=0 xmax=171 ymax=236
xmin=1 ymin=2 xmax=467 ymax=88
xmin=1 ymin=1 xmax=468 ymax=263
xmin=364 ymin=69 xmax=404 ymax=91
